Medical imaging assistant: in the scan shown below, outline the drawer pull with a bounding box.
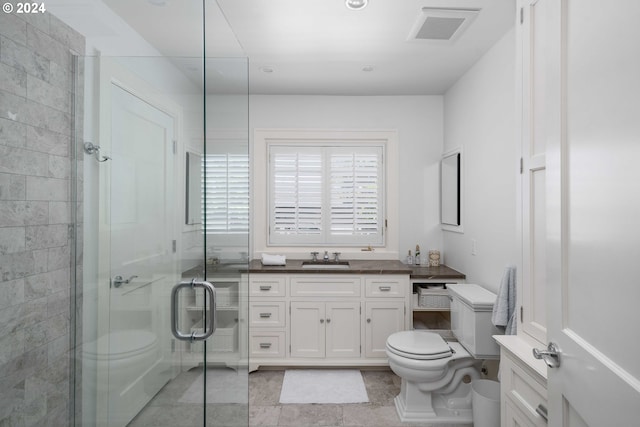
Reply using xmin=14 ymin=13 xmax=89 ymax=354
xmin=259 ymin=312 xmax=272 ymax=318
xmin=259 ymin=343 xmax=272 ymax=349
xmin=259 ymin=285 xmax=272 ymax=291
xmin=535 ymin=404 xmax=548 ymax=422
xmin=379 ymin=286 xmax=391 ymax=291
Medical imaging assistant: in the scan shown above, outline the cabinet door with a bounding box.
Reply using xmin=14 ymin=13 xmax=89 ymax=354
xmin=505 ymin=398 xmax=536 ymax=427
xmin=364 ymin=301 xmax=405 ymax=358
xmin=325 ymin=302 xmax=361 ymax=358
xmin=290 ymin=302 xmax=325 ymax=358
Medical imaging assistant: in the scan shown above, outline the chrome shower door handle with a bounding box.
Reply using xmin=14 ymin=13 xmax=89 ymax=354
xmin=533 ymin=342 xmax=561 ymax=368
xmin=171 ymin=280 xmax=217 ymax=342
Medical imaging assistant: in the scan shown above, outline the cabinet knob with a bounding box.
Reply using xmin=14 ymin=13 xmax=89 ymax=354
xmin=367 ymin=318 xmax=371 ymax=323
xmin=320 ymin=319 xmax=325 ymax=323
xmin=326 ymin=318 xmax=331 ymax=323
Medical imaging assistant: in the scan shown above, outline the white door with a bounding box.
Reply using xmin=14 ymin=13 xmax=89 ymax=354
xmin=325 ymin=302 xmax=361 ymax=358
xmin=94 ymin=59 xmax=182 ymax=427
xmin=545 ymin=1 xmax=640 ymax=425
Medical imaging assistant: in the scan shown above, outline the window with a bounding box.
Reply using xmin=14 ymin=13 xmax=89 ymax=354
xmin=269 ymin=143 xmax=384 ymax=246
xmin=202 ymin=152 xmax=249 ymax=234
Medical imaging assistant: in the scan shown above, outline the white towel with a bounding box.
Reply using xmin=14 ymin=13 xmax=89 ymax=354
xmin=261 ymin=253 xmax=286 ymax=266
xmin=492 ymin=265 xmax=517 ymax=335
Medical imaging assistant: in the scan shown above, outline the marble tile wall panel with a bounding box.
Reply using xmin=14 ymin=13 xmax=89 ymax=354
xmin=0 ymin=5 xmax=84 ymax=426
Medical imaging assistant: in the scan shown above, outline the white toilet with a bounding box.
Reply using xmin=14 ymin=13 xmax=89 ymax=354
xmin=386 ymin=283 xmax=500 ymax=424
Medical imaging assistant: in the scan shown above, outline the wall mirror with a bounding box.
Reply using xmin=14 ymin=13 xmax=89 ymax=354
xmin=441 ymin=148 xmax=462 ymax=231
xmin=185 ymin=152 xmax=202 ymax=225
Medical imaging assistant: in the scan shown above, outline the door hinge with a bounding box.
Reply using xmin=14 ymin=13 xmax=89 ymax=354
xmin=520 ymin=306 xmax=524 ymax=322
xmin=520 ymin=157 xmax=523 ymax=174
xmin=520 ymin=7 xmax=524 ymax=24
xmin=172 ymin=240 xmax=177 ymax=253
xmin=173 ymin=140 xmax=177 ymax=154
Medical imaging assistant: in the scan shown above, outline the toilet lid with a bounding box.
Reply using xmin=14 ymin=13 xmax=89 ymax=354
xmin=387 ymin=331 xmax=452 ymax=360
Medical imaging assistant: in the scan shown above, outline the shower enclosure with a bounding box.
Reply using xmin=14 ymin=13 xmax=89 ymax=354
xmin=70 ymin=2 xmax=249 ymax=426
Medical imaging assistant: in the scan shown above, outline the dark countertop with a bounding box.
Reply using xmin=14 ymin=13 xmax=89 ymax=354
xmin=408 ymin=264 xmax=466 ymax=280
xmin=248 ymin=259 xmax=465 ymax=279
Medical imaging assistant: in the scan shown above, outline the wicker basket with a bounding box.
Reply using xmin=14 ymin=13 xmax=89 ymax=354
xmin=418 ymin=287 xmax=450 ymax=309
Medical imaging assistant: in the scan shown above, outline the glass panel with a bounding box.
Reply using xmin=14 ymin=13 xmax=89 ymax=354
xmin=64 ymin=0 xmax=250 ymax=424
xmin=203 ymin=56 xmax=249 ymax=425
xmin=74 ymin=57 xmax=249 ymax=426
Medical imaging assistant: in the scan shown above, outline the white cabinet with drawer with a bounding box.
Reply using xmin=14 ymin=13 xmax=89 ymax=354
xmin=248 ymin=273 xmax=410 ymax=371
xmin=249 ymin=301 xmax=286 ymax=328
xmin=495 ymin=336 xmax=548 ymax=427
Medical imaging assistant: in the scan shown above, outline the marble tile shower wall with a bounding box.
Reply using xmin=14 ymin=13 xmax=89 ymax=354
xmin=0 ymin=5 xmax=84 ymax=426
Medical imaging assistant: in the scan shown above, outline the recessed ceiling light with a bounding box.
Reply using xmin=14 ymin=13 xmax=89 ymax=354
xmin=259 ymin=66 xmax=274 ymax=73
xmin=346 ymin=0 xmax=368 ymax=11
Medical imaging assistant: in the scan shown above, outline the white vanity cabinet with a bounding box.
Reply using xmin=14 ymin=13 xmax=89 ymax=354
xmin=290 ymin=301 xmax=361 ymax=358
xmin=248 ymin=275 xmax=287 ymax=361
xmin=495 ymin=336 xmax=548 ymax=426
xmin=248 ymin=273 xmax=410 ymax=370
xmin=363 ymin=277 xmax=406 ymax=358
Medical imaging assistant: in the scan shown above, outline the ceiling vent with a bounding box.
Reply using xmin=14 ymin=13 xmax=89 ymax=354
xmin=409 ymin=8 xmax=480 ymax=43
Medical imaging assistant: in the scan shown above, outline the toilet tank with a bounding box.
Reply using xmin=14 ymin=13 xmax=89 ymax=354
xmin=447 ymin=284 xmax=501 ymax=359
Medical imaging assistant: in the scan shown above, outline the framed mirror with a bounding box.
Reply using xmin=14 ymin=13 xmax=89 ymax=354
xmin=441 ymin=148 xmax=462 ymax=232
xmin=185 ymin=152 xmax=202 ymax=225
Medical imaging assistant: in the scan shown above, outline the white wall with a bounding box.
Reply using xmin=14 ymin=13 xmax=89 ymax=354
xmin=249 ymin=95 xmax=443 ymax=261
xmin=442 ymin=27 xmax=517 ymax=293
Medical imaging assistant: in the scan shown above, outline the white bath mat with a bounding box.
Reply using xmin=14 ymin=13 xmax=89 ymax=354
xmin=179 ymin=368 xmax=248 ymax=404
xmin=279 ymin=369 xmax=369 ymax=404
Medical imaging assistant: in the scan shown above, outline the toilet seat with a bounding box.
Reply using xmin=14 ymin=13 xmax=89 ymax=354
xmin=84 ymin=330 xmax=158 ymax=361
xmin=386 ymin=330 xmax=452 ymax=360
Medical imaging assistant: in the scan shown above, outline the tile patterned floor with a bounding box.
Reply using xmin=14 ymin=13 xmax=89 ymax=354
xmin=128 ymin=368 xmax=472 ymax=427
xmin=248 ymin=369 xmax=472 ymax=427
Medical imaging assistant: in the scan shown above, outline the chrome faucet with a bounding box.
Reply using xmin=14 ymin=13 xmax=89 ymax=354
xmin=333 ymin=252 xmax=341 ymax=262
xmin=310 ymin=251 xmax=319 ymax=262
xmin=323 ymin=251 xmax=330 ymax=262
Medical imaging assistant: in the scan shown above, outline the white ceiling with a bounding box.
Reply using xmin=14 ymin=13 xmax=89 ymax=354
xmin=54 ymin=0 xmax=516 ymax=95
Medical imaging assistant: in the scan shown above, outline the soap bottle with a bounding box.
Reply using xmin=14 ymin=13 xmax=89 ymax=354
xmin=406 ymin=250 xmax=413 ymax=265
xmin=415 ymin=244 xmax=421 ymax=265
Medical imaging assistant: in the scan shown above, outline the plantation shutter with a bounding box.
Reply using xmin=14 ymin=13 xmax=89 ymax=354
xmin=329 ymin=147 xmax=382 ymax=243
xmin=270 ymin=147 xmax=323 ymax=244
xmin=202 ymin=153 xmax=249 ymax=233
xmin=269 ymin=144 xmax=383 ymax=246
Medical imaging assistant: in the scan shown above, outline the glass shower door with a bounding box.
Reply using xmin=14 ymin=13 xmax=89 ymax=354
xmin=75 ymin=54 xmax=249 ymax=426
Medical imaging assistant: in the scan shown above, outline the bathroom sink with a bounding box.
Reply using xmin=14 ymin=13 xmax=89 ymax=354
xmin=301 ymin=261 xmax=350 ymax=269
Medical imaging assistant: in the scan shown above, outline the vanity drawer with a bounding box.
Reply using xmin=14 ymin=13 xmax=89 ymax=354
xmin=249 ymin=301 xmax=286 ymax=328
xmin=365 ymin=277 xmax=405 ymax=298
xmin=290 ymin=275 xmax=361 ymax=297
xmin=502 ymin=354 xmax=548 ymax=425
xmin=250 ymin=275 xmax=286 ymax=297
xmin=250 ymin=331 xmax=285 ymax=358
